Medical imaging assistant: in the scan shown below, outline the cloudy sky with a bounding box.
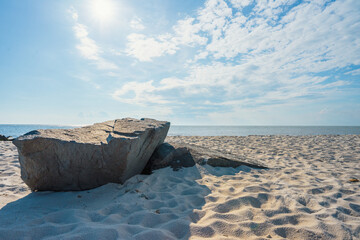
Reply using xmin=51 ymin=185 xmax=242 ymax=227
xmin=1 ymin=0 xmax=359 ymax=125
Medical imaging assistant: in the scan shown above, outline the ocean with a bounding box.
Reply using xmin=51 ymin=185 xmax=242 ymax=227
xmin=1 ymin=124 xmax=360 ymax=138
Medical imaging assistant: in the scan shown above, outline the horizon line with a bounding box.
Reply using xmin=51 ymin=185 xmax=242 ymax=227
xmin=1 ymin=124 xmax=360 ymax=127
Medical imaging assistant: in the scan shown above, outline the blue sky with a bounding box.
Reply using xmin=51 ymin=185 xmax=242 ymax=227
xmin=0 ymin=0 xmax=359 ymax=125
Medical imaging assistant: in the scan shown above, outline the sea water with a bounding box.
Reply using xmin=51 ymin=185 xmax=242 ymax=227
xmin=1 ymin=124 xmax=360 ymax=138
xmin=168 ymin=126 xmax=360 ymax=136
xmin=0 ymin=125 xmax=73 ymax=138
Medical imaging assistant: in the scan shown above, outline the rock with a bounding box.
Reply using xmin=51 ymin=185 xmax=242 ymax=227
xmin=13 ymin=118 xmax=170 ymax=191
xmin=143 ymin=143 xmax=195 ymax=173
xmin=0 ymin=134 xmax=11 ymax=141
xmin=186 ymin=143 xmax=267 ymax=169
xmin=144 ymin=142 xmax=267 ymax=173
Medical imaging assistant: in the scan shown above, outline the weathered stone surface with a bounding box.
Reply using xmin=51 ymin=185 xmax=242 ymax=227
xmin=0 ymin=134 xmax=11 ymax=141
xmin=13 ymin=118 xmax=170 ymax=191
xmin=183 ymin=143 xmax=268 ymax=169
xmin=143 ymin=143 xmax=195 ymax=173
xmin=144 ymin=142 xmax=268 ymax=173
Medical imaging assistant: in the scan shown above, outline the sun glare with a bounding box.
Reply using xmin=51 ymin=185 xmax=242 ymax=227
xmin=90 ymin=0 xmax=116 ymax=23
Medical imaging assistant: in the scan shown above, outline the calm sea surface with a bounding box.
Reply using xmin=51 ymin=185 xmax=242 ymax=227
xmin=168 ymin=126 xmax=360 ymax=136
xmin=0 ymin=125 xmax=360 ymax=138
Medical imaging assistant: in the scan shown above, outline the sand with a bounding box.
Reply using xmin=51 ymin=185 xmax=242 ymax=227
xmin=0 ymin=135 xmax=359 ymax=239
xmin=0 ymin=142 xmax=30 ymax=207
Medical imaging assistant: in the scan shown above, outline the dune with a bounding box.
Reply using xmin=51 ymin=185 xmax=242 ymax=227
xmin=1 ymin=135 xmax=360 ymax=239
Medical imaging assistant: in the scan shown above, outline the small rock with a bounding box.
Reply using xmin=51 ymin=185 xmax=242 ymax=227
xmin=144 ymin=142 xmax=268 ymax=173
xmin=0 ymin=134 xmax=11 ymax=141
xmin=143 ymin=143 xmax=195 ymax=173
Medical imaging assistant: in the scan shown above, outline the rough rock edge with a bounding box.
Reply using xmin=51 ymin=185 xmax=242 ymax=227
xmin=13 ymin=118 xmax=170 ymax=191
xmin=177 ymin=142 xmax=268 ymax=169
xmin=0 ymin=134 xmax=13 ymax=141
xmin=144 ymin=142 xmax=268 ymax=174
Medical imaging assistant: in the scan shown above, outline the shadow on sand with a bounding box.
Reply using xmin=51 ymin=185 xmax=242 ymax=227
xmin=0 ymin=165 xmax=260 ymax=239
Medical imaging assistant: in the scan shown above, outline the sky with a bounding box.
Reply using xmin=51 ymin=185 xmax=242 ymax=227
xmin=0 ymin=0 xmax=359 ymax=126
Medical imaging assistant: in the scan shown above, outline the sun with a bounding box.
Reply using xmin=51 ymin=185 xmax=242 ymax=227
xmin=89 ymin=0 xmax=116 ymax=23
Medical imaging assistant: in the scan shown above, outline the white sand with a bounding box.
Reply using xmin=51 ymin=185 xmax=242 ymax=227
xmin=0 ymin=135 xmax=360 ymax=239
xmin=0 ymin=142 xmax=30 ymax=207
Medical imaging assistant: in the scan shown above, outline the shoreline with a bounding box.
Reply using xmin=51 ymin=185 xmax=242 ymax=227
xmin=1 ymin=135 xmax=360 ymax=239
xmin=1 ymin=123 xmax=360 ymax=139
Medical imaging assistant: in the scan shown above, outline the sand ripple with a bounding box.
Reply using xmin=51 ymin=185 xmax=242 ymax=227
xmin=0 ymin=135 xmax=359 ymax=239
xmin=167 ymin=135 xmax=360 ymax=239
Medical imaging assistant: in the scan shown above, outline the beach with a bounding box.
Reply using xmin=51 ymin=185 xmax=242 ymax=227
xmin=1 ymin=135 xmax=360 ymax=239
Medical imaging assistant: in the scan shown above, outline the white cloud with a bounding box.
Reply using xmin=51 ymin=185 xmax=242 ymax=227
xmin=112 ymin=80 xmax=171 ymax=105
xmin=172 ymin=18 xmax=207 ymax=46
xmin=69 ymin=7 xmax=78 ymax=21
xmin=94 ymin=58 xmax=118 ymax=70
xmin=191 ymin=0 xmax=360 ymax=76
xmin=125 ymin=16 xmax=209 ymax=62
xmin=70 ymin=7 xmax=118 ymax=70
xmin=345 ymin=69 xmax=360 ymax=76
xmin=197 ymin=0 xmax=232 ymax=34
xmin=125 ymin=16 xmax=207 ymax=61
xmin=194 ymin=51 xmax=209 ymax=61
xmin=176 ymin=0 xmax=357 ymax=103
xmin=73 ymin=23 xmax=100 ymax=60
xmin=229 ymin=0 xmax=253 ymax=9
xmin=125 ymin=33 xmax=178 ymax=62
xmin=130 ymin=17 xmax=145 ymax=30
xmin=116 ymin=0 xmax=359 ymax=123
xmin=161 ymin=62 xmax=348 ymax=107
